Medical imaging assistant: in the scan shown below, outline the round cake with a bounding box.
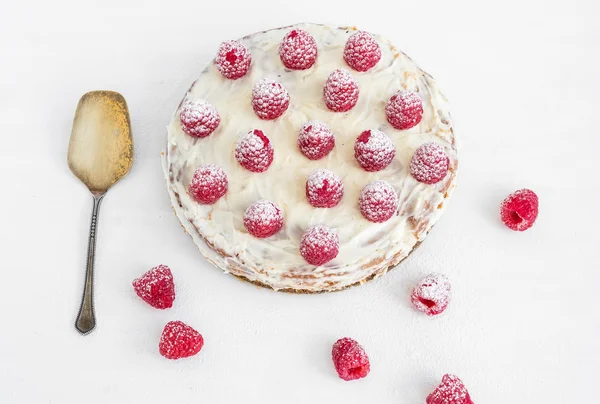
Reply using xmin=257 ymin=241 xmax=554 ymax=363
xmin=163 ymin=23 xmax=457 ymax=293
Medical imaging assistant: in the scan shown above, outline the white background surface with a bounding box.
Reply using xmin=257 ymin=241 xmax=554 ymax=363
xmin=1 ymin=0 xmax=599 ymax=402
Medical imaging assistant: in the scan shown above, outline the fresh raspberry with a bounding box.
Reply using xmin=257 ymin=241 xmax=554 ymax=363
xmin=306 ymin=169 xmax=343 ymax=208
xmin=323 ymin=69 xmax=359 ymax=112
xmin=426 ymin=374 xmax=474 ymax=404
xmin=214 ymin=40 xmax=252 ymax=80
xmin=189 ymin=165 xmax=228 ymax=204
xmin=411 ymin=274 xmax=451 ymax=316
xmin=331 ymin=337 xmax=370 ymax=381
xmin=354 ymin=129 xmax=396 ymax=172
xmin=300 ymin=225 xmax=339 ymax=265
xmin=179 ymin=100 xmax=220 ymax=138
xmin=235 ymin=129 xmax=274 ymax=172
xmin=297 ymin=120 xmax=335 ymax=160
xmin=359 ymin=180 xmax=398 ymax=223
xmin=132 ymin=265 xmax=175 ymax=309
xmin=159 ymin=321 xmax=204 ymax=360
xmin=243 ymin=200 xmax=283 ymax=238
xmin=500 ymin=189 xmax=539 ymax=231
xmin=410 ymin=142 xmax=450 ymax=184
xmin=343 ymin=31 xmax=382 ymax=72
xmin=279 ymin=29 xmax=318 ymax=70
xmin=385 ymin=90 xmax=424 ymax=130
xmin=251 ymin=78 xmax=290 ymax=120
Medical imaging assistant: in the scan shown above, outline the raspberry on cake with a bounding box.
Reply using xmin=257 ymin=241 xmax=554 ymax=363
xmin=354 ymin=129 xmax=395 ymax=172
xmin=331 ymin=337 xmax=370 ymax=381
xmin=189 ymin=165 xmax=228 ymax=204
xmin=132 ymin=265 xmax=175 ymax=309
xmin=159 ymin=321 xmax=204 ymax=360
xmin=179 ymin=100 xmax=220 ymax=138
xmin=235 ymin=129 xmax=274 ymax=173
xmin=426 ymin=374 xmax=474 ymax=404
xmin=297 ymin=120 xmax=335 ymax=160
xmin=359 ymin=180 xmax=398 ymax=223
xmin=410 ymin=142 xmax=450 ymax=184
xmin=300 ymin=225 xmax=339 ymax=265
xmin=500 ymin=189 xmax=539 ymax=231
xmin=411 ymin=273 xmax=451 ymax=316
xmin=323 ymin=68 xmax=359 ymax=112
xmin=343 ymin=31 xmax=381 ymax=72
xmin=251 ymin=78 xmax=290 ymax=120
xmin=244 ymin=200 xmax=283 ymax=238
xmin=386 ymin=89 xmax=424 ymax=130
xmin=215 ymin=40 xmax=252 ymax=80
xmin=306 ymin=169 xmax=343 ymax=208
xmin=279 ymin=29 xmax=318 ymax=70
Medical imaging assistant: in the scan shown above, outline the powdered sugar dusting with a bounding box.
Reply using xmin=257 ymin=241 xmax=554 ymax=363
xmin=189 ymin=164 xmax=228 ymax=204
xmin=300 ymin=225 xmax=339 ymax=266
xmin=385 ymin=89 xmax=424 ymax=130
xmin=215 ymin=40 xmax=252 ymax=80
xmin=411 ymin=273 xmax=451 ymax=316
xmin=343 ymin=31 xmax=382 ymax=72
xmin=426 ymin=374 xmax=474 ymax=404
xmin=306 ymin=169 xmax=343 ymax=208
xmin=251 ymin=78 xmax=290 ymax=119
xmin=243 ymin=200 xmax=283 ymax=238
xmin=410 ymin=142 xmax=449 ymax=184
xmin=359 ymin=180 xmax=398 ymax=223
xmin=279 ymin=29 xmax=318 ymax=70
xmin=235 ymin=129 xmax=274 ymax=172
xmin=179 ymin=100 xmax=220 ymax=138
xmin=323 ymin=68 xmax=359 ymax=112
xmin=354 ymin=129 xmax=396 ymax=171
xmin=297 ymin=120 xmax=335 ymax=160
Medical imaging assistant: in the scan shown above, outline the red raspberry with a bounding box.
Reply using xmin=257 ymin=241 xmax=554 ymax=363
xmin=298 ymin=120 xmax=335 ymax=160
xmin=427 ymin=374 xmax=474 ymax=404
xmin=179 ymin=100 xmax=220 ymax=138
xmin=331 ymin=337 xmax=370 ymax=381
xmin=189 ymin=165 xmax=228 ymax=204
xmin=359 ymin=180 xmax=398 ymax=223
xmin=251 ymin=78 xmax=290 ymax=120
xmin=300 ymin=225 xmax=339 ymax=265
xmin=354 ymin=129 xmax=396 ymax=172
xmin=279 ymin=29 xmax=318 ymax=70
xmin=159 ymin=321 xmax=204 ymax=360
xmin=132 ymin=265 xmax=175 ymax=309
xmin=214 ymin=40 xmax=251 ymax=80
xmin=343 ymin=31 xmax=382 ymax=72
xmin=410 ymin=142 xmax=450 ymax=184
xmin=385 ymin=90 xmax=424 ymax=130
xmin=235 ymin=129 xmax=274 ymax=173
xmin=411 ymin=274 xmax=451 ymax=316
xmin=306 ymin=169 xmax=343 ymax=208
xmin=323 ymin=69 xmax=359 ymax=112
xmin=244 ymin=200 xmax=283 ymax=238
xmin=500 ymin=189 xmax=539 ymax=231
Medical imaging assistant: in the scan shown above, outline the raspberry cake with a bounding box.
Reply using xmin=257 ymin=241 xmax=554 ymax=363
xmin=163 ymin=23 xmax=457 ymax=293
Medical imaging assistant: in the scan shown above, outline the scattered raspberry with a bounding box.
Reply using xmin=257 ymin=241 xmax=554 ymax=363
xmin=411 ymin=273 xmax=451 ymax=316
xmin=189 ymin=165 xmax=228 ymax=204
xmin=427 ymin=374 xmax=474 ymax=404
xmin=354 ymin=129 xmax=396 ymax=172
xmin=179 ymin=100 xmax=220 ymax=138
xmin=343 ymin=31 xmax=382 ymax=72
xmin=306 ymin=169 xmax=343 ymax=208
xmin=331 ymin=337 xmax=370 ymax=381
xmin=297 ymin=120 xmax=335 ymax=160
xmin=132 ymin=265 xmax=175 ymax=309
xmin=323 ymin=69 xmax=359 ymax=112
xmin=359 ymin=180 xmax=398 ymax=223
xmin=159 ymin=321 xmax=204 ymax=360
xmin=279 ymin=29 xmax=318 ymax=70
xmin=410 ymin=142 xmax=450 ymax=184
xmin=251 ymin=78 xmax=290 ymax=120
xmin=300 ymin=225 xmax=339 ymax=265
xmin=235 ymin=129 xmax=274 ymax=173
xmin=214 ymin=40 xmax=252 ymax=80
xmin=500 ymin=189 xmax=539 ymax=231
xmin=385 ymin=90 xmax=424 ymax=130
xmin=244 ymin=200 xmax=283 ymax=238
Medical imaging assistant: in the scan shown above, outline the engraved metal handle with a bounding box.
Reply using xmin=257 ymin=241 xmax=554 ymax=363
xmin=75 ymin=195 xmax=104 ymax=335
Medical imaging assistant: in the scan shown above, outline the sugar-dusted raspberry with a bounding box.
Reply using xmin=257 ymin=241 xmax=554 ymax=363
xmin=411 ymin=273 xmax=451 ymax=316
xmin=323 ymin=69 xmax=359 ymax=112
xmin=385 ymin=90 xmax=423 ymax=130
xmin=410 ymin=142 xmax=450 ymax=184
xmin=500 ymin=189 xmax=539 ymax=231
xmin=214 ymin=40 xmax=252 ymax=80
xmin=427 ymin=374 xmax=474 ymax=404
xmin=251 ymin=78 xmax=290 ymax=120
xmin=132 ymin=265 xmax=175 ymax=309
xmin=189 ymin=165 xmax=228 ymax=204
xmin=179 ymin=100 xmax=220 ymax=138
xmin=243 ymin=200 xmax=283 ymax=238
xmin=300 ymin=225 xmax=339 ymax=265
xmin=298 ymin=120 xmax=335 ymax=160
xmin=359 ymin=180 xmax=398 ymax=223
xmin=159 ymin=321 xmax=204 ymax=360
xmin=279 ymin=29 xmax=318 ymax=70
xmin=354 ymin=129 xmax=396 ymax=172
xmin=306 ymin=169 xmax=343 ymax=208
xmin=343 ymin=31 xmax=382 ymax=72
xmin=235 ymin=129 xmax=274 ymax=173
xmin=331 ymin=337 xmax=370 ymax=381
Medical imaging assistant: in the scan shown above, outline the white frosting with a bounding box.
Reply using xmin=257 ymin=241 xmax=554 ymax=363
xmin=164 ymin=23 xmax=457 ymax=292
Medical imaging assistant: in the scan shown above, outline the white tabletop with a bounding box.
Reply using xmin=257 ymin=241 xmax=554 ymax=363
xmin=1 ymin=0 xmax=599 ymax=402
